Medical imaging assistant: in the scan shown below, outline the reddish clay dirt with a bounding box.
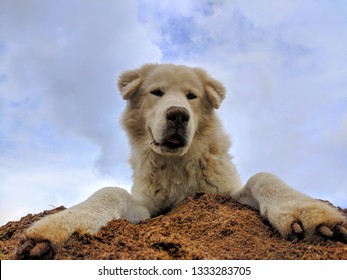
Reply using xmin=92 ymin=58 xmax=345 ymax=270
xmin=1 ymin=193 xmax=346 ymax=260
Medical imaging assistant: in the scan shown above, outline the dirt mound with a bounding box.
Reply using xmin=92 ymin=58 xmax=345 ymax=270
xmin=1 ymin=193 xmax=346 ymax=260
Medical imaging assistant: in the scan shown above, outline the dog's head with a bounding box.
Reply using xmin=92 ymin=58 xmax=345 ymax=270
xmin=118 ymin=63 xmax=225 ymax=156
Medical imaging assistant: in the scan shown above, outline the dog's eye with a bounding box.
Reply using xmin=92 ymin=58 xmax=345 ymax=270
xmin=186 ymin=92 xmax=197 ymax=100
xmin=151 ymin=89 xmax=164 ymax=97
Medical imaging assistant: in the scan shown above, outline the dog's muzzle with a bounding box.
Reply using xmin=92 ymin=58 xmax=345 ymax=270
xmin=152 ymin=106 xmax=190 ymax=152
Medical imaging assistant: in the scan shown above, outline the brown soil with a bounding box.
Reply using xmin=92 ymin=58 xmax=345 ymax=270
xmin=1 ymin=193 xmax=347 ymax=260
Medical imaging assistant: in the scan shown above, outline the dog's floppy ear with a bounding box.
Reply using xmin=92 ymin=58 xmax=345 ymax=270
xmin=118 ymin=69 xmax=143 ymax=100
xmin=193 ymin=67 xmax=225 ymax=109
xmin=118 ymin=64 xmax=155 ymax=100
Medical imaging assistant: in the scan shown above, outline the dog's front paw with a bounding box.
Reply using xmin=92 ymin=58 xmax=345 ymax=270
xmin=15 ymin=213 xmax=73 ymax=259
xmin=271 ymin=200 xmax=347 ymax=243
xmin=16 ymin=237 xmax=55 ymax=260
xmin=289 ymin=221 xmax=347 ymax=243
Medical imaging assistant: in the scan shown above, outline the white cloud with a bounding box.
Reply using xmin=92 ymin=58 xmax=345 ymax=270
xmin=0 ymin=163 xmax=130 ymax=225
xmin=1 ymin=0 xmax=162 ymax=173
xmin=0 ymin=0 xmax=161 ymax=224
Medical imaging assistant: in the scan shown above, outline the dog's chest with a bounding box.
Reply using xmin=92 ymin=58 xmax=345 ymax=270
xmin=143 ymin=162 xmax=199 ymax=212
xmin=148 ymin=158 xmax=218 ymax=202
xmin=133 ymin=151 xmax=236 ymax=215
xmin=153 ymin=161 xmax=195 ymax=189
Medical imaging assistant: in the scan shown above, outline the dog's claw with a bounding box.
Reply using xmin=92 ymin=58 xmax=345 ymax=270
xmin=318 ymin=225 xmax=333 ymax=237
xmin=287 ymin=222 xmax=304 ymax=242
xmin=335 ymin=225 xmax=347 ymax=243
xmin=292 ymin=222 xmax=303 ymax=234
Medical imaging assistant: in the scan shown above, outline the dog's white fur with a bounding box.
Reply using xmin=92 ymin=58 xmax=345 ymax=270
xmin=21 ymin=64 xmax=346 ymax=254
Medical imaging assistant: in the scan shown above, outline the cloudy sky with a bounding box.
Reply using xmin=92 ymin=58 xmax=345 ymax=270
xmin=1 ymin=0 xmax=347 ymax=225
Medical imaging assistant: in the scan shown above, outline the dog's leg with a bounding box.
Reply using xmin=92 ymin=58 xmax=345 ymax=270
xmin=236 ymin=172 xmax=347 ymax=243
xmin=16 ymin=187 xmax=150 ymax=259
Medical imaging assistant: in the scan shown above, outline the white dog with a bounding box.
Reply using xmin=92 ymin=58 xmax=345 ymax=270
xmin=17 ymin=63 xmax=347 ymax=259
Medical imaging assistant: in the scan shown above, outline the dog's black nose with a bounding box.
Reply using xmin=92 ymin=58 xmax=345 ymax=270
xmin=166 ymin=106 xmax=190 ymax=125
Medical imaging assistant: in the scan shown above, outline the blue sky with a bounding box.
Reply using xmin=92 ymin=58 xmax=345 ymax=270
xmin=1 ymin=0 xmax=347 ymax=225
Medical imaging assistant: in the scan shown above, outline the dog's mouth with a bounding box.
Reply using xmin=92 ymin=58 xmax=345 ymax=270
xmin=162 ymin=133 xmax=186 ymax=150
xmin=151 ymin=133 xmax=187 ymax=152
